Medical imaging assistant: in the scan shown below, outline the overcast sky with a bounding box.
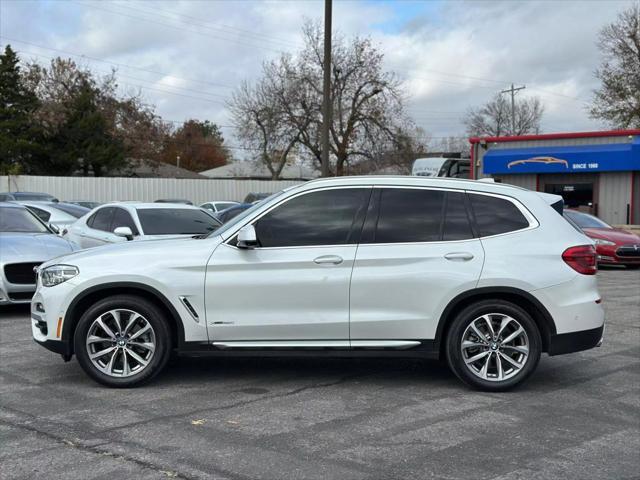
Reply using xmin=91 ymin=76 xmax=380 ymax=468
xmin=0 ymin=0 xmax=632 ymax=154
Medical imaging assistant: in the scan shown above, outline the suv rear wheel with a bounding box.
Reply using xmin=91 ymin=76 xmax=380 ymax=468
xmin=74 ymin=295 xmax=172 ymax=387
xmin=446 ymin=299 xmax=542 ymax=391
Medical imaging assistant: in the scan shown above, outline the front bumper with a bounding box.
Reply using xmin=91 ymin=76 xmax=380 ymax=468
xmin=596 ymin=245 xmax=640 ymax=265
xmin=548 ymin=324 xmax=605 ymax=356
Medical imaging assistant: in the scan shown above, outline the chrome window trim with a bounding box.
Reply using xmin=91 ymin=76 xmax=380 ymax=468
xmin=222 ymin=183 xmax=538 ymax=249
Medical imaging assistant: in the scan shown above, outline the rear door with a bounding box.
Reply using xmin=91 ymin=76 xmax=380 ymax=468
xmin=349 ymin=187 xmax=485 ymax=342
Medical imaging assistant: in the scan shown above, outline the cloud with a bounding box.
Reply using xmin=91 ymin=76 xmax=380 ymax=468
xmin=0 ymin=0 xmax=634 ymax=152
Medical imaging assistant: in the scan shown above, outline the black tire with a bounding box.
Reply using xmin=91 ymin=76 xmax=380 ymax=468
xmin=445 ymin=299 xmax=541 ymax=392
xmin=74 ymin=295 xmax=172 ymax=388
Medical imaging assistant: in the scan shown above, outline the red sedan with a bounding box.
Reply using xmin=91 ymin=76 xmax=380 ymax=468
xmin=564 ymin=210 xmax=640 ymax=269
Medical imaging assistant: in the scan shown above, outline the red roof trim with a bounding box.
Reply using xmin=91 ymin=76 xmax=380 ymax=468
xmin=469 ymin=129 xmax=640 ymax=144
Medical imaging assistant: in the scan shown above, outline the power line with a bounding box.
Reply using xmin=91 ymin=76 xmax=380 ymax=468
xmin=72 ymin=0 xmax=289 ymax=54
xmin=1 ymin=36 xmax=235 ymax=89
xmin=109 ymin=1 xmax=304 ymax=50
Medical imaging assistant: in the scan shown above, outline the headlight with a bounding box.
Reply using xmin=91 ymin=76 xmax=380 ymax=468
xmin=40 ymin=265 xmax=79 ymax=287
xmin=594 ymin=239 xmax=615 ymax=246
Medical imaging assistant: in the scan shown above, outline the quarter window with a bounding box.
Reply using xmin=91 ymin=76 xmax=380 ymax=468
xmin=374 ymin=188 xmax=445 ymax=243
xmin=254 ymin=188 xmax=370 ymax=247
xmin=469 ymin=194 xmax=530 ymax=237
xmin=27 ymin=206 xmax=51 ymax=223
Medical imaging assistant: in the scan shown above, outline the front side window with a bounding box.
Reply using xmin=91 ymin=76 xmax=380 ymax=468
xmin=137 ymin=208 xmax=220 ymax=235
xmin=375 ymin=188 xmax=445 ymax=243
xmin=112 ymin=208 xmax=139 ymax=235
xmin=469 ymin=193 xmax=530 ymax=237
xmin=254 ymin=188 xmax=370 ymax=248
xmin=88 ymin=207 xmax=115 ymax=232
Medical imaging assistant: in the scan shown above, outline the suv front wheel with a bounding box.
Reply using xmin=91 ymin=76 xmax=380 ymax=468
xmin=446 ymin=300 xmax=542 ymax=391
xmin=74 ymin=295 xmax=172 ymax=387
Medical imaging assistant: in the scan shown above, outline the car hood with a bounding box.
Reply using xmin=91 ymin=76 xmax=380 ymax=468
xmin=41 ymin=234 xmax=223 ymax=269
xmin=0 ymin=232 xmax=76 ymax=261
xmin=582 ymin=227 xmax=640 ymax=245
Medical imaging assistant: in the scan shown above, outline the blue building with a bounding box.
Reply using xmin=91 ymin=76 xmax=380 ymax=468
xmin=470 ymin=130 xmax=640 ymax=225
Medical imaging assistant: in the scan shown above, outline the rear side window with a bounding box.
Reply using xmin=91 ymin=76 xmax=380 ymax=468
xmin=375 ymin=188 xmax=445 ymax=243
xmin=443 ymin=192 xmax=473 ymax=241
xmin=27 ymin=206 xmax=51 ymax=223
xmin=469 ymin=194 xmax=530 ymax=237
xmin=255 ymin=188 xmax=369 ymax=247
xmin=112 ymin=208 xmax=139 ymax=235
xmin=88 ymin=207 xmax=114 ymax=232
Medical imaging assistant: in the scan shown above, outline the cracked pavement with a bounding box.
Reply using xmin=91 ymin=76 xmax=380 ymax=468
xmin=1 ymin=269 xmax=639 ymax=479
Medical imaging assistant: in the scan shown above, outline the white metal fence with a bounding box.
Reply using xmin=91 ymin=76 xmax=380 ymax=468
xmin=0 ymin=175 xmax=304 ymax=204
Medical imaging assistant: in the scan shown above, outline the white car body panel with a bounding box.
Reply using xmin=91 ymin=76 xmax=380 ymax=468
xmin=206 ymin=242 xmax=357 ymax=341
xmin=350 ymin=238 xmax=485 ymax=340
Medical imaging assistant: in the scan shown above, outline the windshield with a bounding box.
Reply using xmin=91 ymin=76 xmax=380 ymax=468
xmin=51 ymin=203 xmax=90 ymax=218
xmin=0 ymin=207 xmax=50 ymax=233
xmin=13 ymin=193 xmax=56 ymax=201
xmin=137 ymin=208 xmax=220 ymax=235
xmin=212 ymin=190 xmax=286 ymax=238
xmin=564 ymin=210 xmax=612 ymax=229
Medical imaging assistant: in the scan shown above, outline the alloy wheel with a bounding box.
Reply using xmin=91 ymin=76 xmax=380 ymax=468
xmin=460 ymin=313 xmax=530 ymax=382
xmin=85 ymin=309 xmax=156 ymax=377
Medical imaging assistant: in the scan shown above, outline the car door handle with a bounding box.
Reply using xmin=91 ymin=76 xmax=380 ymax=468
xmin=314 ymin=255 xmax=343 ymax=265
xmin=444 ymin=252 xmax=474 ymax=261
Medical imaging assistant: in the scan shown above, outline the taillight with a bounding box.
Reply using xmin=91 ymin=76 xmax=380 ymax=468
xmin=562 ymin=245 xmax=597 ymax=275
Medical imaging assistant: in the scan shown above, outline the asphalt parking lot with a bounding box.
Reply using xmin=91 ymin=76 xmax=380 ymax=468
xmin=1 ymin=269 xmax=639 ymax=480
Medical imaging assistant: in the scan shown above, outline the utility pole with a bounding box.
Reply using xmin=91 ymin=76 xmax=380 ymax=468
xmin=500 ymin=83 xmax=525 ymax=135
xmin=321 ymin=0 xmax=332 ymax=177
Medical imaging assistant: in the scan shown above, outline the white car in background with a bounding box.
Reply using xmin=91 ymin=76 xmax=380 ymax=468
xmin=18 ymin=201 xmax=90 ymax=233
xmin=63 ymin=203 xmax=221 ymax=249
xmin=199 ymin=201 xmax=239 ymax=214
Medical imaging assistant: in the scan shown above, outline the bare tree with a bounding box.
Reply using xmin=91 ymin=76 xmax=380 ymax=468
xmin=464 ymin=93 xmax=544 ymax=137
xmin=230 ymin=59 xmax=309 ymax=180
xmin=231 ymin=20 xmax=415 ymax=177
xmin=590 ymin=3 xmax=640 ymax=128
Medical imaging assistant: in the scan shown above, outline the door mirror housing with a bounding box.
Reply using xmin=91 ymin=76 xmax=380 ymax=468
xmin=237 ymin=224 xmax=257 ymax=249
xmin=114 ymin=226 xmax=134 ymax=241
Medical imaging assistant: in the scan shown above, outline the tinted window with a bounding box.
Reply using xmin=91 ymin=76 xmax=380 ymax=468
xmin=443 ymin=192 xmax=473 ymax=241
xmin=375 ymin=188 xmax=445 ymax=243
xmin=0 ymin=207 xmax=49 ymax=233
xmin=112 ymin=208 xmax=139 ymax=235
xmin=51 ymin=203 xmax=89 ymax=218
xmin=564 ymin=210 xmax=611 ymax=229
xmin=89 ymin=207 xmax=115 ymax=232
xmin=255 ymin=188 xmax=369 ymax=247
xmin=27 ymin=206 xmax=51 ymax=223
xmin=469 ymin=194 xmax=530 ymax=237
xmin=137 ymin=208 xmax=220 ymax=235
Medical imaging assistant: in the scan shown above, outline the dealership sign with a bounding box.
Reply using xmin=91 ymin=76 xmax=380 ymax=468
xmin=482 ymin=140 xmax=640 ymax=174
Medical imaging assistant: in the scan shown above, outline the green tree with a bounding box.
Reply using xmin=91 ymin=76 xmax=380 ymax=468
xmin=50 ymin=82 xmax=125 ymax=176
xmin=0 ymin=45 xmax=44 ymax=174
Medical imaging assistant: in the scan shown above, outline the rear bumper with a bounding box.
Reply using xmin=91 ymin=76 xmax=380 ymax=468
xmin=548 ymin=325 xmax=604 ymax=356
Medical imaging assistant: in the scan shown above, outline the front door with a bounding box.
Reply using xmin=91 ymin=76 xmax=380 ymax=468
xmin=205 ymin=187 xmax=371 ymax=343
xmin=350 ymin=188 xmax=484 ymax=341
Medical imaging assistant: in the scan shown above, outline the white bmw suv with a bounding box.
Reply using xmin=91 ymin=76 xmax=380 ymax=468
xmin=31 ymin=177 xmax=604 ymax=391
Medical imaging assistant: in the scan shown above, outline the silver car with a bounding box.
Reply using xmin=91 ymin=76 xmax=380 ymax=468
xmin=0 ymin=203 xmax=77 ymax=304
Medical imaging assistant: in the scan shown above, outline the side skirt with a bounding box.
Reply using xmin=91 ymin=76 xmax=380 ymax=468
xmin=177 ymin=340 xmax=439 ymax=359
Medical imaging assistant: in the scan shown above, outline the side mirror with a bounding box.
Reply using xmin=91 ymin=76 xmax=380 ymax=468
xmin=48 ymin=223 xmax=60 ymax=235
xmin=114 ymin=226 xmax=134 ymax=241
xmin=237 ymin=225 xmax=257 ymax=249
